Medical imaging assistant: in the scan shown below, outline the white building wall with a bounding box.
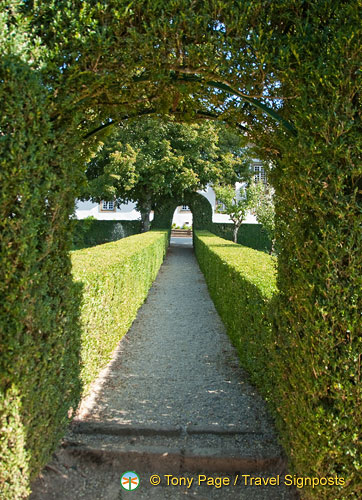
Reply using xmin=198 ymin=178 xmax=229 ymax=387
xmin=75 ymin=183 xmax=258 ymax=225
xmin=75 ymin=200 xmax=154 ymax=221
xmin=172 ymin=207 xmax=193 ymax=227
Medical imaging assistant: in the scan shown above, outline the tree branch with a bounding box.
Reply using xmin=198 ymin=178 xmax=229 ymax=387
xmin=169 ymin=73 xmax=297 ymax=135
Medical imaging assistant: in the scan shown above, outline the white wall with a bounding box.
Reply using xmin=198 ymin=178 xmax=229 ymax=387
xmin=172 ymin=207 xmax=193 ymax=227
xmin=75 ymin=183 xmax=258 ymax=225
xmin=75 ymin=200 xmax=154 ymax=221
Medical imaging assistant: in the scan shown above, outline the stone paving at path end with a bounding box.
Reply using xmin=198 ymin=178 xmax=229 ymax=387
xmin=30 ymin=239 xmax=296 ymax=500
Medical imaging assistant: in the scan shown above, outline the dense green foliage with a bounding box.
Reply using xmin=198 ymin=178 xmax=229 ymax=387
xmin=248 ymin=182 xmax=275 ymax=249
xmin=153 ymin=194 xmax=272 ymax=252
xmin=152 ymin=191 xmax=214 ymax=231
xmin=213 ymin=183 xmax=256 ymax=242
xmin=211 ymin=223 xmax=272 ymax=252
xmin=83 ymin=117 xmax=250 ymax=230
xmin=0 ymin=54 xmax=82 ymax=499
xmin=72 ymin=219 xmax=142 ymax=249
xmin=72 ymin=230 xmax=168 ymax=392
xmin=261 ymin=6 xmax=362 ymax=498
xmin=195 ymin=232 xmax=361 ymax=500
xmin=194 ymin=231 xmax=276 ymax=387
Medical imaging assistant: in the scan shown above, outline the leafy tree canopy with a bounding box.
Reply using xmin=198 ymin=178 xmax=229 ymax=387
xmin=82 ymin=116 xmax=252 ymax=230
xmin=214 ymin=182 xmax=256 ymax=243
xmin=248 ymin=181 xmax=275 ymax=251
xmin=16 ymin=0 xmax=306 ymax=148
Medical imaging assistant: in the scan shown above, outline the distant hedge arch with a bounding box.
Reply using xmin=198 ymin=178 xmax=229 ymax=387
xmin=152 ymin=192 xmax=213 ymax=231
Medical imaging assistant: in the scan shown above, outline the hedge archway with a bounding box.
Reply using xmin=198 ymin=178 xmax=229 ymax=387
xmin=152 ymin=192 xmax=213 ymax=231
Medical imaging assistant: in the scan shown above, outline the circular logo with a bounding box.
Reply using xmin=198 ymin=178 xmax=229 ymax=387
xmin=120 ymin=471 xmax=140 ymax=491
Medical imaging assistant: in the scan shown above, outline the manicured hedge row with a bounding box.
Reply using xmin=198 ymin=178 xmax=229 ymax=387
xmin=209 ymin=222 xmax=272 ymax=252
xmin=0 ymin=56 xmax=83 ymax=499
xmin=72 ymin=219 xmax=142 ymax=250
xmin=71 ymin=230 xmax=169 ymax=391
xmin=152 ymin=193 xmax=272 ymax=252
xmin=194 ymin=231 xmax=276 ymax=394
xmin=194 ymin=231 xmax=360 ymax=500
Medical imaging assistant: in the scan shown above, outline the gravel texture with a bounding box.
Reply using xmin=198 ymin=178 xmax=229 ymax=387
xmin=76 ymin=238 xmax=275 ymax=432
xmin=30 ymin=238 xmax=297 ymax=500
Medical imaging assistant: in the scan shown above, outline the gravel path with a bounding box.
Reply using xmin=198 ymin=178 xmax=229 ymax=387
xmin=77 ymin=238 xmax=274 ymax=431
xmin=30 ymin=239 xmax=296 ymax=500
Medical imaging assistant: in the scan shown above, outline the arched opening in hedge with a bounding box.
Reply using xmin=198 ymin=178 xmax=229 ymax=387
xmin=152 ymin=192 xmax=213 ymax=232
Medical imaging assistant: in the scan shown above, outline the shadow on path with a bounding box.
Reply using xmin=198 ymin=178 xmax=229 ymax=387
xmin=30 ymin=241 xmax=297 ymax=499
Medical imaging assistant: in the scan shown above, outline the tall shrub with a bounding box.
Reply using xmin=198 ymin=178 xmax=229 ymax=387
xmin=194 ymin=231 xmax=276 ymax=394
xmin=260 ymin=4 xmax=362 ymax=497
xmin=0 ymin=55 xmax=82 ymax=498
xmin=195 ymin=231 xmax=361 ymax=499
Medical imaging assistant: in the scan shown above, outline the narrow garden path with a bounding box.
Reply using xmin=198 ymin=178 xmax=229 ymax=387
xmin=30 ymin=239 xmax=295 ymax=499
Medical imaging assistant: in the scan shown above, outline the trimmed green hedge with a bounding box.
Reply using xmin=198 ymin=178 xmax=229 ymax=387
xmin=194 ymin=231 xmax=360 ymax=500
xmin=0 ymin=56 xmax=83 ymax=499
xmin=209 ymin=222 xmax=272 ymax=252
xmin=152 ymin=191 xmax=213 ymax=230
xmin=194 ymin=231 xmax=276 ymax=393
xmin=152 ymin=193 xmax=272 ymax=252
xmin=72 ymin=219 xmax=142 ymax=250
xmin=71 ymin=230 xmax=169 ymax=391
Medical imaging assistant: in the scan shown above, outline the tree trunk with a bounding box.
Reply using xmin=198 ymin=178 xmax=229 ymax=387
xmin=233 ymin=224 xmax=240 ymax=243
xmin=140 ymin=196 xmax=152 ymax=232
xmin=140 ymin=211 xmax=150 ymax=232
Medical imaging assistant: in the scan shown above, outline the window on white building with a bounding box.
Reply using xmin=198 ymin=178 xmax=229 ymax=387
xmin=216 ymin=200 xmax=227 ymax=213
xmin=101 ymin=201 xmax=115 ymax=211
xmin=253 ymin=164 xmax=267 ymax=184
